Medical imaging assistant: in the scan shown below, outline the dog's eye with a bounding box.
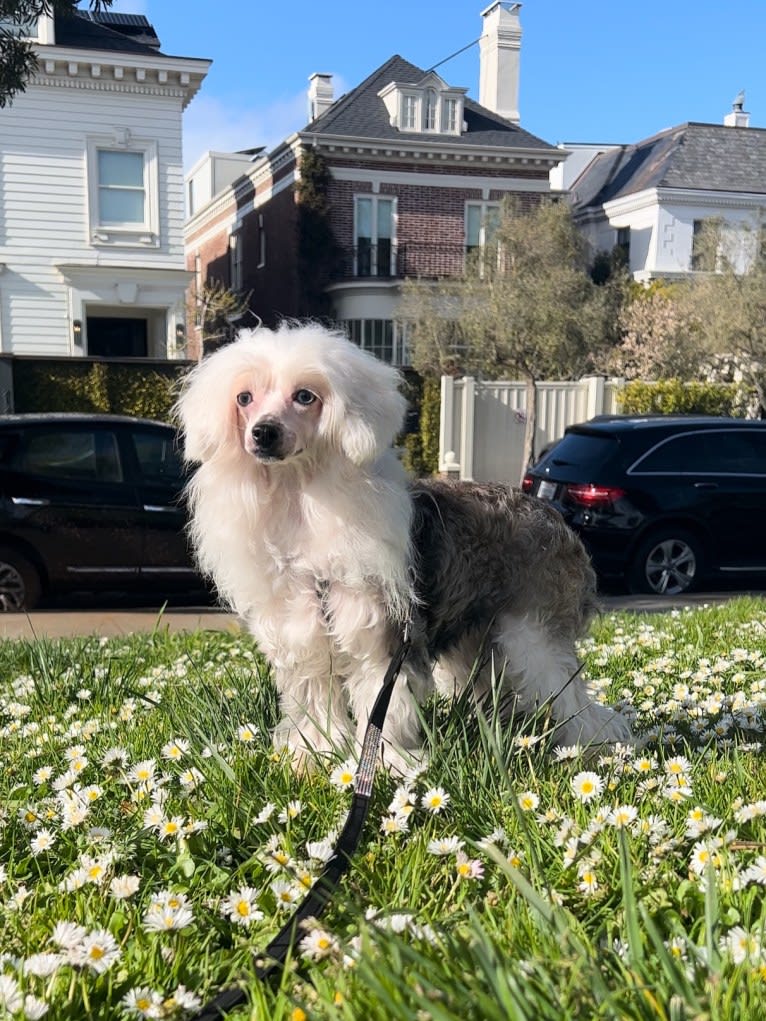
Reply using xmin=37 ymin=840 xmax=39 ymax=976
xmin=236 ymin=391 xmax=253 ymax=407
xmin=293 ymin=389 xmax=317 ymax=407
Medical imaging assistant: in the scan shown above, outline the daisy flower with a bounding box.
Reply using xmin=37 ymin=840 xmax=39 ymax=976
xmin=237 ymin=723 xmax=258 ymax=743
xmin=380 ymin=814 xmax=409 ymax=835
xmin=571 ymin=771 xmax=604 ymax=803
xmin=608 ymin=805 xmax=638 ymax=829
xmin=127 ymin=759 xmax=157 ymax=785
xmin=299 ymin=927 xmax=338 ymax=961
xmin=122 ymin=987 xmax=164 ymax=1018
xmin=50 ymin=921 xmax=87 ymax=951
xmin=330 ymin=759 xmax=356 ymax=790
xmin=221 ymin=887 xmax=264 ymax=926
xmin=278 ymin=800 xmax=303 ymax=823
xmin=30 ymin=829 xmax=56 ymax=856
xmin=110 ymin=874 xmax=141 ymax=900
xmin=22 ymin=994 xmax=49 ymax=1019
xmin=162 ymin=737 xmax=190 ymax=760
xmin=719 ymin=926 xmax=762 ymax=965
xmin=271 ymin=878 xmax=304 ymax=910
xmin=0 ymin=976 xmax=22 ymax=1015
xmin=75 ymin=930 xmax=121 ymax=973
xmin=254 ymin=802 xmax=276 ymax=824
xmin=455 ymin=852 xmax=484 ymax=880
xmin=577 ymin=867 xmax=599 ymax=896
xmin=421 ymin=787 xmax=450 ymax=813
xmin=22 ymin=953 xmax=64 ymax=978
xmin=427 ymin=836 xmax=464 ymax=856
xmin=32 ymin=766 xmax=54 ymax=786
xmin=517 ymin=790 xmax=539 ymax=812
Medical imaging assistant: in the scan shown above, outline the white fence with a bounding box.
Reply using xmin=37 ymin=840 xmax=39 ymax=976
xmin=439 ymin=375 xmax=624 ymax=484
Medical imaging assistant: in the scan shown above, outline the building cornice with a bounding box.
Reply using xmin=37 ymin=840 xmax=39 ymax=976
xmin=32 ymin=45 xmax=210 ymax=108
xmin=592 ymin=186 xmax=766 ymax=220
xmin=298 ymin=129 xmax=563 ymax=169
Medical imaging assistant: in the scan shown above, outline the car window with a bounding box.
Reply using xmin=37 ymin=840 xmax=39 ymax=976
xmin=631 ymin=436 xmax=682 ymax=473
xmin=130 ymin=428 xmax=184 ymax=484
xmin=14 ymin=429 xmax=123 ymax=483
xmin=675 ymin=430 xmax=766 ymax=475
xmin=542 ymin=432 xmax=618 ymax=470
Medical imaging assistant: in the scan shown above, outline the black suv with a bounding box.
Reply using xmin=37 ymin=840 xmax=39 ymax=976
xmin=522 ymin=415 xmax=766 ymax=595
xmin=0 ymin=414 xmax=202 ymax=610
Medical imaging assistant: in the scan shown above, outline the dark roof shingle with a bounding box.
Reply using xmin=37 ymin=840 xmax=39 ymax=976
xmin=301 ymin=54 xmax=557 ymax=153
xmin=572 ymin=123 xmax=766 ymax=209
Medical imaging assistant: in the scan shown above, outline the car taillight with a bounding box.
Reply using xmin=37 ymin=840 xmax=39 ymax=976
xmin=565 ymin=483 xmax=625 ymax=507
xmin=521 ymin=475 xmax=533 ymax=493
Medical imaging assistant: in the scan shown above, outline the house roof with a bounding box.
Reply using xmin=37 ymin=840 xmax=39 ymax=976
xmin=53 ymin=10 xmax=165 ymax=55
xmin=571 ymin=122 xmax=766 ymax=210
xmin=300 ymin=54 xmax=557 ymax=153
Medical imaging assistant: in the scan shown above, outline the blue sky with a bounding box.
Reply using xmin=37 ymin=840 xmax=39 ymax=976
xmin=107 ymin=0 xmax=766 ymax=171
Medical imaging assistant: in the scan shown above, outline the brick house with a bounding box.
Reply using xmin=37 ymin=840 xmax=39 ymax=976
xmin=184 ymin=2 xmax=567 ymax=363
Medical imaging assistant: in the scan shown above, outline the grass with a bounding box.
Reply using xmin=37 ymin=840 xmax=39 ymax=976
xmin=2 ymin=598 xmax=766 ymax=1018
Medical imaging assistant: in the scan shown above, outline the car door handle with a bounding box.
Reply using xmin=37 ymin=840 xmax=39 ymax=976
xmin=143 ymin=504 xmax=177 ymax=513
xmin=11 ymin=496 xmax=50 ymax=506
xmin=693 ymin=482 xmax=719 ymax=490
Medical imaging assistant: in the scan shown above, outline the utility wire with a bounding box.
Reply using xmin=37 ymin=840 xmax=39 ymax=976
xmin=426 ymin=36 xmax=482 ymax=74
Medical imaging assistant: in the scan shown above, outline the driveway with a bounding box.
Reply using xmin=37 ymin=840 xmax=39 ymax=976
xmin=0 ymin=588 xmax=763 ymax=640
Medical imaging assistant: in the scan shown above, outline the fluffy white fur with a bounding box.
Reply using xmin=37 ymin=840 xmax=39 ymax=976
xmin=176 ymin=322 xmax=631 ymax=770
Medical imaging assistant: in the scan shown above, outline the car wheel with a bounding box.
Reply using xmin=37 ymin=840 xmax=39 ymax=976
xmin=629 ymin=530 xmax=704 ymax=596
xmin=0 ymin=547 xmax=43 ymax=611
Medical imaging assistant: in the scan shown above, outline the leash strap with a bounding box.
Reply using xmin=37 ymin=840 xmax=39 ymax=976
xmin=191 ymin=630 xmax=411 ymax=1020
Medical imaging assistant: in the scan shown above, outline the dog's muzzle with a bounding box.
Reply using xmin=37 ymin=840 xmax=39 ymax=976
xmin=250 ymin=418 xmax=287 ymax=461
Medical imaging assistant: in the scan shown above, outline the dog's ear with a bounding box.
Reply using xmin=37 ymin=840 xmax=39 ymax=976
xmin=323 ymin=342 xmax=407 ymax=466
xmin=173 ymin=348 xmax=240 ymax=463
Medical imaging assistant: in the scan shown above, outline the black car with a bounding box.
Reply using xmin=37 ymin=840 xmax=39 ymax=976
xmin=522 ymin=415 xmax=766 ymax=595
xmin=0 ymin=413 xmax=203 ymax=610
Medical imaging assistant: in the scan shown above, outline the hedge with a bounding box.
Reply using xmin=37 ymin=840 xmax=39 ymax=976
xmin=617 ymin=378 xmax=750 ymax=417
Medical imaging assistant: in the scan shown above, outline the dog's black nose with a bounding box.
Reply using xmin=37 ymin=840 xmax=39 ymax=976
xmin=252 ymin=420 xmax=281 ymax=451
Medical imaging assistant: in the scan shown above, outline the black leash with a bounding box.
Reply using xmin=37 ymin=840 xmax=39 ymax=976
xmin=191 ymin=627 xmax=412 ymax=1020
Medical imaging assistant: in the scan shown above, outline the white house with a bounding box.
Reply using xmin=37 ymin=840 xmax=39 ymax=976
xmin=566 ymin=98 xmax=766 ymax=282
xmin=0 ymin=9 xmax=210 ymax=359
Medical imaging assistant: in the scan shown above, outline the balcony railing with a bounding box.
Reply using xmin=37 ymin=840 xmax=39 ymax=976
xmin=333 ymin=242 xmax=469 ymax=282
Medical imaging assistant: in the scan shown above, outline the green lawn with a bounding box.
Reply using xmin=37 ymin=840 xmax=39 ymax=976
xmin=2 ymin=598 xmax=766 ymax=1019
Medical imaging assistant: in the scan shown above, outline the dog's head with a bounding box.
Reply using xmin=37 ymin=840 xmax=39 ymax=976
xmin=175 ymin=322 xmax=407 ymax=468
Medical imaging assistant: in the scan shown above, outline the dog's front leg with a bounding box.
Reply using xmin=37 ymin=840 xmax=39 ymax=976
xmin=271 ymin=658 xmax=355 ymax=769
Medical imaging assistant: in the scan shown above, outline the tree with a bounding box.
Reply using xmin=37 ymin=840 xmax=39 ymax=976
xmin=675 ymin=218 xmax=766 ymax=414
xmin=606 ymin=281 xmax=702 ymax=381
xmin=295 ymin=146 xmax=343 ymax=320
xmin=187 ymin=280 xmax=253 ymax=361
xmin=399 ymin=198 xmax=620 ymax=477
xmin=0 ymin=1 xmax=111 ymax=108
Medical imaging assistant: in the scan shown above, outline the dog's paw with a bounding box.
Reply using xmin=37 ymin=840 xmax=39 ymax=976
xmin=380 ymin=742 xmax=428 ymax=779
xmin=553 ymin=703 xmax=634 ymax=751
xmin=273 ymin=718 xmax=353 ymax=773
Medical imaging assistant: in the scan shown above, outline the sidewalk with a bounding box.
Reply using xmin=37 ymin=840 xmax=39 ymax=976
xmin=0 ymin=607 xmax=241 ymax=641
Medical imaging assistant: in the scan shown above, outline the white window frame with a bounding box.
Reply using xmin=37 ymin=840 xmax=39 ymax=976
xmin=465 ymin=201 xmax=501 ymax=252
xmin=354 ymin=195 xmax=398 ymax=277
xmin=423 ymin=89 xmax=438 ymax=132
xmin=400 ymin=93 xmax=418 ymax=131
xmin=257 ymin=213 xmax=266 ymax=268
xmin=86 ymin=134 xmax=159 ymax=247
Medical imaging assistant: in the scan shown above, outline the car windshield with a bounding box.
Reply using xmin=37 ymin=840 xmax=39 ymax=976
xmin=538 ymin=431 xmax=618 ymax=472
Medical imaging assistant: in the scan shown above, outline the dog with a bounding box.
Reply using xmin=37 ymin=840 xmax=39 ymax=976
xmin=176 ymin=322 xmax=631 ymax=771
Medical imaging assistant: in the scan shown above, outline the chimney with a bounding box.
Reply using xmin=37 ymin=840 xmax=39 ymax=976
xmin=308 ymin=73 xmax=334 ymax=122
xmin=724 ymin=90 xmax=750 ymax=128
xmin=479 ymin=2 xmax=522 ymax=124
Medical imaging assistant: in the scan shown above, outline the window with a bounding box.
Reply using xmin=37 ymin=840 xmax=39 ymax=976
xmin=15 ymin=430 xmax=123 ymax=484
xmin=229 ymin=231 xmax=243 ymax=292
xmin=341 ymin=320 xmax=410 ymax=365
xmin=257 ymin=213 xmax=266 ymax=268
xmin=465 ymin=202 xmax=501 ymax=268
xmin=355 ymin=196 xmax=396 ymax=277
xmin=691 ymin=218 xmax=721 ymax=272
xmin=443 ymin=98 xmax=458 ymax=133
xmin=87 ymin=135 xmax=158 ymax=245
xmin=130 ymin=428 xmax=184 ymax=484
xmin=616 ymin=226 xmax=631 ymax=265
xmin=424 ymin=89 xmax=438 ymax=131
xmin=98 ymin=151 xmax=145 ymax=225
xmin=401 ymin=94 xmax=418 ymax=130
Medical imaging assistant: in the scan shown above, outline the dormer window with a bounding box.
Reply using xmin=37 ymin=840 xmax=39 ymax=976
xmin=379 ymin=73 xmax=467 ymax=137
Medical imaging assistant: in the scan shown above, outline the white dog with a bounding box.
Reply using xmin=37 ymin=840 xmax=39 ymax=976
xmin=176 ymin=322 xmax=630 ymax=770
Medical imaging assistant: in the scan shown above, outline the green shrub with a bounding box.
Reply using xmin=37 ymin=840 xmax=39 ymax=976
xmin=12 ymin=359 xmax=190 ymax=422
xmin=401 ymin=375 xmax=440 ymax=477
xmin=617 ymin=378 xmax=748 ymax=416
